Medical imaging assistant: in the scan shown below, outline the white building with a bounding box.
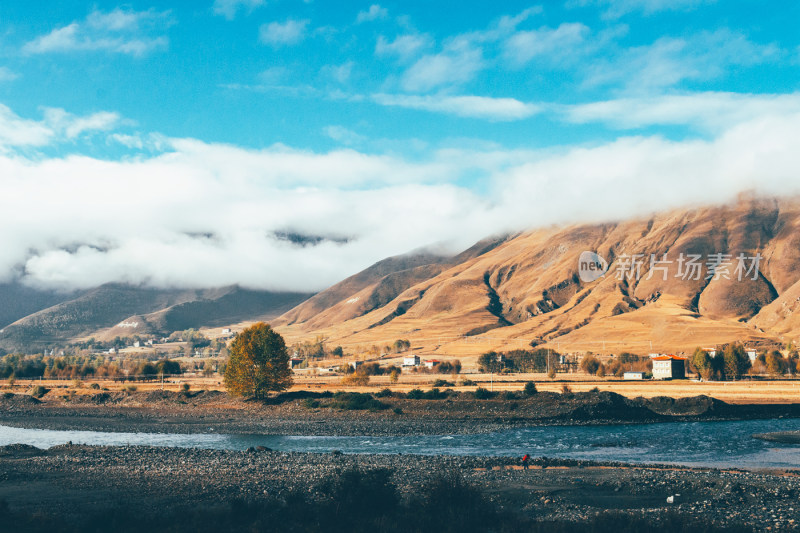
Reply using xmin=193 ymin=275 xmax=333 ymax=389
xmin=423 ymin=359 xmax=440 ymax=369
xmin=403 ymin=355 xmax=420 ymax=367
xmin=652 ymin=355 xmax=686 ymax=380
xmin=746 ymin=350 xmax=758 ymax=363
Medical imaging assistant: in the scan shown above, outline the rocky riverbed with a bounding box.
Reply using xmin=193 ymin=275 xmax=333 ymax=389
xmin=0 ymin=443 xmax=798 ymax=532
xmin=3 ymin=389 xmax=800 ymax=437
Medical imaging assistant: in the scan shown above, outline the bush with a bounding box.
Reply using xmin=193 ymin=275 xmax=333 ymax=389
xmin=30 ymin=385 xmax=49 ymax=399
xmin=432 ymin=379 xmax=453 ymax=387
xmin=375 ymin=388 xmax=393 ymax=398
xmin=341 ymin=374 xmax=370 ymax=386
xmin=500 ymin=390 xmax=517 ymax=400
xmin=561 ymin=384 xmax=572 ymax=395
xmin=181 ymin=383 xmax=190 ymax=392
xmin=523 ymin=381 xmax=537 ymax=396
xmin=460 ymin=379 xmax=476 ymax=386
xmin=329 ymin=392 xmax=387 ymax=411
xmin=123 ymin=385 xmax=138 ymax=392
xmin=406 ymin=388 xmax=447 ymax=400
xmin=301 ymin=398 xmax=320 ymax=409
xmin=89 ymin=383 xmax=101 ymax=390
xmin=473 ymin=387 xmax=495 ymax=400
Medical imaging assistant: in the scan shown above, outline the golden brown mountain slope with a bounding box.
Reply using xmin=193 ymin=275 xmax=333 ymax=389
xmin=275 ymin=197 xmax=800 ymax=357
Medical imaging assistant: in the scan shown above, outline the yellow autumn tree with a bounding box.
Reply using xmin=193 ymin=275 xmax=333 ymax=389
xmin=224 ymin=323 xmax=293 ymax=399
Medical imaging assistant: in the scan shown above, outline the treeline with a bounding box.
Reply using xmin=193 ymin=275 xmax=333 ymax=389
xmin=580 ymin=353 xmax=652 ymax=377
xmin=0 ymin=354 xmax=186 ymax=381
xmin=478 ymin=349 xmax=560 ymax=374
xmin=691 ymin=344 xmax=773 ymax=381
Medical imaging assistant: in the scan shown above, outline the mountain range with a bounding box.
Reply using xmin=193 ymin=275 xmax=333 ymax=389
xmin=2 ymin=196 xmax=799 ymax=356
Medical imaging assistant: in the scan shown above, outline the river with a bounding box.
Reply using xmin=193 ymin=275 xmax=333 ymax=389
xmin=3 ymin=418 xmax=800 ymax=469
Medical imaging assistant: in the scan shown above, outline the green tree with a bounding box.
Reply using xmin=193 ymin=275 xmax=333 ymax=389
xmin=478 ymin=351 xmax=502 ymax=373
xmin=692 ymin=348 xmax=713 ymax=380
xmin=224 ymin=323 xmax=293 ymax=399
xmin=723 ymin=343 xmax=751 ymax=381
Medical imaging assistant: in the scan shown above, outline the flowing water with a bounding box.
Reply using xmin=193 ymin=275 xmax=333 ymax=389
xmin=3 ymin=418 xmax=800 ymax=469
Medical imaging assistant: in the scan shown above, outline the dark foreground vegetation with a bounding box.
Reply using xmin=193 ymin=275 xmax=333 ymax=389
xmin=0 ymin=465 xmax=751 ymax=533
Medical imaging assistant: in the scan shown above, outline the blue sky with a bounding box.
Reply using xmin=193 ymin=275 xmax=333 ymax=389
xmin=1 ymin=1 xmax=800 ymax=291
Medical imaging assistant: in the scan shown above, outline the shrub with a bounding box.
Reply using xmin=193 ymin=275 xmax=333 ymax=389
xmin=432 ymin=379 xmax=453 ymax=387
xmin=460 ymin=379 xmax=476 ymax=386
xmin=89 ymin=383 xmax=101 ymax=390
xmin=181 ymin=383 xmax=190 ymax=392
xmin=329 ymin=392 xmax=387 ymax=411
xmin=123 ymin=385 xmax=138 ymax=392
xmin=341 ymin=374 xmax=370 ymax=386
xmin=406 ymin=388 xmax=447 ymax=400
xmin=30 ymin=385 xmax=49 ymax=399
xmin=375 ymin=388 xmax=393 ymax=398
xmin=301 ymin=398 xmax=320 ymax=409
xmin=473 ymin=387 xmax=495 ymax=400
xmin=523 ymin=381 xmax=537 ymax=396
xmin=393 ymin=407 xmax=402 ymax=415
xmin=561 ymin=384 xmax=572 ymax=395
xmin=500 ymin=390 xmax=517 ymax=400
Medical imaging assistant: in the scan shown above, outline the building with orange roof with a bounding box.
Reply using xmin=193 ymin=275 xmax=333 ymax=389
xmin=652 ymin=354 xmax=686 ymax=380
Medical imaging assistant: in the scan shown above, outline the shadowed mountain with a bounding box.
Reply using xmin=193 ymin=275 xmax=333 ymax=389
xmin=0 ymin=284 xmax=312 ymax=351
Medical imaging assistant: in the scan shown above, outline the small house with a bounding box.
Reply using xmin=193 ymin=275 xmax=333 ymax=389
xmin=222 ymin=328 xmax=232 ymax=335
xmin=403 ymin=355 xmax=420 ymax=367
xmin=290 ymin=358 xmax=305 ymax=369
xmin=423 ymin=359 xmax=440 ymax=369
xmin=350 ymin=360 xmax=363 ymax=370
xmin=652 ymin=355 xmax=686 ymax=380
xmin=746 ymin=350 xmax=757 ymax=363
xmin=623 ymin=372 xmax=644 ymax=380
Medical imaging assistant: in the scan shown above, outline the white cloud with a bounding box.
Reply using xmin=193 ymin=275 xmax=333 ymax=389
xmin=321 ymin=62 xmax=354 ymax=84
xmin=585 ymin=29 xmax=779 ymax=92
xmin=356 ymin=4 xmax=388 ymax=24
xmin=0 ymin=105 xmax=120 ymax=149
xmin=23 ymin=8 xmax=171 ymax=56
xmin=570 ymin=0 xmax=715 ymax=18
xmin=372 ymin=94 xmax=540 ymax=121
xmin=323 ymin=125 xmax=366 ymax=145
xmin=375 ymin=33 xmax=433 ymax=61
xmin=401 ymin=39 xmax=483 ymax=92
xmin=0 ymin=67 xmax=17 ymax=82
xmin=504 ymin=23 xmax=590 ymax=66
xmin=564 ymin=92 xmax=800 ymax=133
xmin=3 ymin=99 xmax=800 ymax=292
xmin=212 ymin=0 xmax=266 ymax=20
xmin=0 ymin=105 xmax=54 ymax=148
xmin=42 ymin=108 xmax=121 ymax=139
xmin=259 ymin=19 xmax=309 ymax=47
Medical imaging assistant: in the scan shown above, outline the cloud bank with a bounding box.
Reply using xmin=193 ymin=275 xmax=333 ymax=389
xmin=2 ymin=99 xmax=800 ymax=293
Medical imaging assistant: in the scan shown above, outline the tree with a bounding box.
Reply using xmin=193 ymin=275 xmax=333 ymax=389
xmin=723 ymin=343 xmax=751 ymax=381
xmin=478 ymin=352 xmax=502 ymax=373
xmin=580 ymin=355 xmax=602 ymax=375
xmin=224 ymin=323 xmax=293 ymax=399
xmin=692 ymin=348 xmax=713 ymax=380
xmin=765 ymin=350 xmax=787 ymax=375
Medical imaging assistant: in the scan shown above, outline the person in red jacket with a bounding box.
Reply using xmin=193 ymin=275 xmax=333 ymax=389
xmin=521 ymin=454 xmax=529 ymax=470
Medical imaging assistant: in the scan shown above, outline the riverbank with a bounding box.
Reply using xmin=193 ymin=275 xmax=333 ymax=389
xmin=0 ymin=443 xmax=797 ymax=532
xmin=3 ymin=389 xmax=800 ymax=436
